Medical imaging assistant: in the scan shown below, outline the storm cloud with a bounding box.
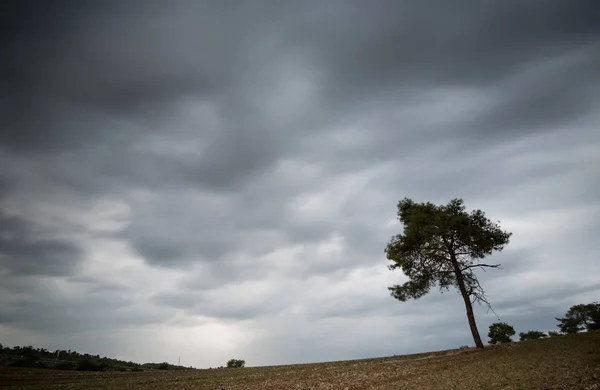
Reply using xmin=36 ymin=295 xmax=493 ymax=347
xmin=1 ymin=0 xmax=599 ymax=368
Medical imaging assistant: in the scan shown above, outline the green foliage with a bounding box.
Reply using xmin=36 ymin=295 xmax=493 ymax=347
xmin=0 ymin=343 xmax=185 ymax=371
xmin=555 ymin=302 xmax=600 ymax=334
xmin=385 ymin=198 xmax=511 ymax=348
xmin=227 ymin=358 xmax=246 ymax=368
xmin=31 ymin=361 xmax=50 ymax=369
xmin=76 ymin=358 xmax=107 ymax=371
xmin=8 ymin=359 xmax=27 ymax=367
xmin=556 ymin=316 xmax=582 ymax=334
xmin=519 ymin=330 xmax=547 ymax=341
xmin=386 ymin=198 xmax=511 ymax=302
xmin=140 ymin=362 xmax=189 ymax=370
xmin=55 ymin=362 xmax=75 ymax=370
xmin=488 ymin=322 xmax=515 ymax=344
xmin=548 ymin=331 xmax=561 ymax=337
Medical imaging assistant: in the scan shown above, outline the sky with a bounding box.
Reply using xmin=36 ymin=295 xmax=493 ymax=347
xmin=1 ymin=0 xmax=599 ymax=368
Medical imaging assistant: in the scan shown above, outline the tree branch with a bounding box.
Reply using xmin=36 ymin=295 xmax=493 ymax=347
xmin=460 ymin=263 xmax=501 ymax=272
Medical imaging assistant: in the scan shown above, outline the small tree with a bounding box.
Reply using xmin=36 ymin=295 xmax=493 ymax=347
xmin=226 ymin=359 xmax=245 ymax=368
xmin=547 ymin=331 xmax=561 ymax=337
xmin=488 ymin=322 xmax=515 ymax=344
xmin=555 ymin=302 xmax=600 ymax=334
xmin=157 ymin=362 xmax=170 ymax=370
xmin=519 ymin=330 xmax=547 ymax=341
xmin=385 ymin=198 xmax=512 ymax=349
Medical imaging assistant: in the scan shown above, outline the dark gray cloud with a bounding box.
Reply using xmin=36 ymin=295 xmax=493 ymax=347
xmin=0 ymin=211 xmax=84 ymax=276
xmin=153 ymin=291 xmax=279 ymax=322
xmin=1 ymin=0 xmax=599 ymax=368
xmin=471 ymin=46 xmax=600 ymax=135
xmin=0 ymin=273 xmax=168 ymax=339
xmin=492 ymin=282 xmax=600 ymax=314
xmin=67 ymin=275 xmax=130 ymax=293
xmin=284 ymin=0 xmax=600 ymax=129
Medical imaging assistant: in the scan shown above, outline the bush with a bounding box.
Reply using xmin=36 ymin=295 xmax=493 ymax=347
xmin=226 ymin=359 xmax=245 ymax=368
xmin=55 ymin=362 xmax=75 ymax=370
xmin=519 ymin=330 xmax=547 ymax=341
xmin=488 ymin=322 xmax=516 ymax=344
xmin=548 ymin=331 xmax=561 ymax=337
xmin=157 ymin=362 xmax=170 ymax=370
xmin=31 ymin=361 xmax=49 ymax=369
xmin=131 ymin=366 xmax=144 ymax=372
xmin=8 ymin=359 xmax=26 ymax=367
xmin=76 ymin=358 xmax=107 ymax=371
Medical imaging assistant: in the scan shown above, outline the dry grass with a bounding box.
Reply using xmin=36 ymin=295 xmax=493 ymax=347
xmin=2 ymin=331 xmax=599 ymax=390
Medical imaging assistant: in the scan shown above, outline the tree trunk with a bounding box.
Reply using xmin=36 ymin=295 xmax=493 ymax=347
xmin=451 ymin=257 xmax=485 ymax=349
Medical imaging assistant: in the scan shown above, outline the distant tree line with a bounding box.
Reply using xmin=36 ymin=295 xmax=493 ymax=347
xmin=487 ymin=302 xmax=600 ymax=344
xmin=0 ymin=344 xmax=194 ymax=372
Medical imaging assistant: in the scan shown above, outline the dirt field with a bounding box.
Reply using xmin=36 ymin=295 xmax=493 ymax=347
xmin=2 ymin=332 xmax=599 ymax=390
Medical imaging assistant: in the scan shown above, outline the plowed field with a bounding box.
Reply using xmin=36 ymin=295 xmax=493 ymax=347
xmin=2 ymin=332 xmax=599 ymax=390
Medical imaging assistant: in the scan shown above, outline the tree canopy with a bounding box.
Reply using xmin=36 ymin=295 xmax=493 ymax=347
xmin=385 ymin=198 xmax=512 ymax=348
xmin=519 ymin=330 xmax=547 ymax=341
xmin=488 ymin=322 xmax=515 ymax=344
xmin=556 ymin=302 xmax=600 ymax=333
xmin=227 ymin=359 xmax=246 ymax=368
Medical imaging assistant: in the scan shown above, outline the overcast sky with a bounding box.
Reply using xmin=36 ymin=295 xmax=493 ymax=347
xmin=1 ymin=0 xmax=599 ymax=368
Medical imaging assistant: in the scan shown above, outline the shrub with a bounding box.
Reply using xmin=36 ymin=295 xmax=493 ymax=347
xmin=31 ymin=361 xmax=49 ymax=369
xmin=519 ymin=330 xmax=547 ymax=341
xmin=548 ymin=331 xmax=561 ymax=337
xmin=488 ymin=322 xmax=516 ymax=344
xmin=55 ymin=362 xmax=75 ymax=370
xmin=157 ymin=362 xmax=170 ymax=370
xmin=8 ymin=359 xmax=26 ymax=367
xmin=76 ymin=358 xmax=107 ymax=371
xmin=226 ymin=359 xmax=245 ymax=368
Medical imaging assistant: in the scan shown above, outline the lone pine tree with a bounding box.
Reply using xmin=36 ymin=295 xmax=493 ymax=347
xmin=385 ymin=198 xmax=511 ymax=349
